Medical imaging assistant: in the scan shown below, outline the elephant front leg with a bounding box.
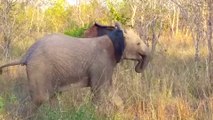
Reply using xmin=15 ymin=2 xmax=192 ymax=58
xmin=91 ymin=81 xmax=124 ymax=115
xmin=91 ymin=83 xmax=113 ymax=116
xmin=90 ymin=67 xmax=112 ymax=106
xmin=91 ymin=89 xmax=101 ymax=106
xmin=91 ymin=83 xmax=108 ymax=106
xmin=89 ymin=66 xmax=123 ymax=114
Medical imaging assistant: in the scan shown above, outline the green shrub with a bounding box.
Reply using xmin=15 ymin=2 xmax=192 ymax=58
xmin=37 ymin=103 xmax=104 ymax=120
xmin=64 ymin=24 xmax=90 ymax=37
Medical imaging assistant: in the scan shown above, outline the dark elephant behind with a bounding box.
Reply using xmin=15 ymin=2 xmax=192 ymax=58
xmin=83 ymin=22 xmax=116 ymax=37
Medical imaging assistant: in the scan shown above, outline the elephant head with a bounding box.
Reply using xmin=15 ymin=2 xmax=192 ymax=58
xmin=83 ymin=22 xmax=115 ymax=37
xmin=84 ymin=22 xmax=150 ymax=73
xmin=115 ymin=23 xmax=150 ymax=73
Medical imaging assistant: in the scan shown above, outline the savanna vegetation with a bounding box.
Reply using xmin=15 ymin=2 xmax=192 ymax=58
xmin=0 ymin=0 xmax=212 ymax=119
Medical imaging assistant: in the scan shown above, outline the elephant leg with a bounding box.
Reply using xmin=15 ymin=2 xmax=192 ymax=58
xmin=99 ymin=85 xmax=124 ymax=111
xmin=23 ymin=67 xmax=52 ymax=118
xmin=90 ymin=66 xmax=120 ymax=116
xmin=91 ymin=83 xmax=121 ymax=117
xmin=27 ymin=89 xmax=50 ymax=117
xmin=91 ymin=85 xmax=102 ymax=106
xmin=91 ymin=80 xmax=123 ymax=113
xmin=90 ymin=77 xmax=113 ymax=110
xmin=19 ymin=92 xmax=49 ymax=120
xmin=29 ymin=82 xmax=50 ymax=107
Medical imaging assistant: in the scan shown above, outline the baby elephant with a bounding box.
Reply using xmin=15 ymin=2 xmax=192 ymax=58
xmin=0 ymin=22 xmax=150 ymax=117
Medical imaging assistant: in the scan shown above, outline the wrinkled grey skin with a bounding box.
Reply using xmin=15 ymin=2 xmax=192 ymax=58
xmin=0 ymin=23 xmax=150 ymax=118
xmin=26 ymin=34 xmax=116 ymax=97
xmin=23 ymin=34 xmax=118 ymax=116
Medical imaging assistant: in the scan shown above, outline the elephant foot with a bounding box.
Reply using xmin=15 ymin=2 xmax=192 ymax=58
xmin=17 ymin=97 xmax=41 ymax=120
xmin=18 ymin=104 xmax=37 ymax=120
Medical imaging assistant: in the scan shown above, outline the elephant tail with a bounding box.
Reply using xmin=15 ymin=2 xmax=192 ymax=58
xmin=0 ymin=59 xmax=23 ymax=74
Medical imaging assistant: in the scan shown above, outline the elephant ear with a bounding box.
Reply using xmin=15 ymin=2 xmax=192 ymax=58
xmin=107 ymin=27 xmax=125 ymax=63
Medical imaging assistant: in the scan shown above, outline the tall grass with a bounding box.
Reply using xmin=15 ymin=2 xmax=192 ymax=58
xmin=0 ymin=31 xmax=212 ymax=120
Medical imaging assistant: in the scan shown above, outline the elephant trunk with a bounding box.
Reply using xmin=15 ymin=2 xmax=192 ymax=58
xmin=135 ymin=47 xmax=151 ymax=73
xmin=135 ymin=54 xmax=150 ymax=73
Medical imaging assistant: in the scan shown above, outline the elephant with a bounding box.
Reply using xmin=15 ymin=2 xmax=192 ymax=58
xmin=0 ymin=22 xmax=150 ymax=118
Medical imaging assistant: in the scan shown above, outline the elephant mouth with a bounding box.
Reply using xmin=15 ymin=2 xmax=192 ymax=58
xmin=135 ymin=54 xmax=149 ymax=73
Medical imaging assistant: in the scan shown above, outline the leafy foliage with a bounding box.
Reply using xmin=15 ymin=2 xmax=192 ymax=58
xmin=45 ymin=0 xmax=69 ymax=32
xmin=106 ymin=0 xmax=130 ymax=25
xmin=64 ymin=24 xmax=90 ymax=37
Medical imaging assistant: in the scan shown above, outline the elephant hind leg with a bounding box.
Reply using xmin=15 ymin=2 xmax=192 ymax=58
xmin=20 ymin=92 xmax=50 ymax=119
xmin=31 ymin=91 xmax=50 ymax=107
xmin=28 ymin=81 xmax=51 ymax=108
xmin=25 ymin=67 xmax=53 ymax=118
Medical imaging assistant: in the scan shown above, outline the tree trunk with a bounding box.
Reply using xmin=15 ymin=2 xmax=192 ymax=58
xmin=3 ymin=36 xmax=11 ymax=60
xmin=171 ymin=6 xmax=176 ymax=36
xmin=175 ymin=8 xmax=179 ymax=36
xmin=78 ymin=0 xmax=84 ymax=26
xmin=206 ymin=0 xmax=213 ymax=83
xmin=1 ymin=0 xmax=15 ymax=60
xmin=194 ymin=23 xmax=201 ymax=81
xmin=130 ymin=5 xmax=137 ymax=27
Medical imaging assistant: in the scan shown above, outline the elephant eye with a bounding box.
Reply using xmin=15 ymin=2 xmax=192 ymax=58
xmin=137 ymin=42 xmax=140 ymax=45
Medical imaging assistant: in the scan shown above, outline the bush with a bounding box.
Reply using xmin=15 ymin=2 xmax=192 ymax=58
xmin=37 ymin=103 xmax=104 ymax=120
xmin=64 ymin=24 xmax=90 ymax=37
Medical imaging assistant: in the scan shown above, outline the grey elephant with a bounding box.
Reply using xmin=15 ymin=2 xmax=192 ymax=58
xmin=0 ymin=22 xmax=150 ymax=117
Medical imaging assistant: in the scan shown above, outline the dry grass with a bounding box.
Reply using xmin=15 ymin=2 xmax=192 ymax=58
xmin=0 ymin=32 xmax=212 ymax=120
